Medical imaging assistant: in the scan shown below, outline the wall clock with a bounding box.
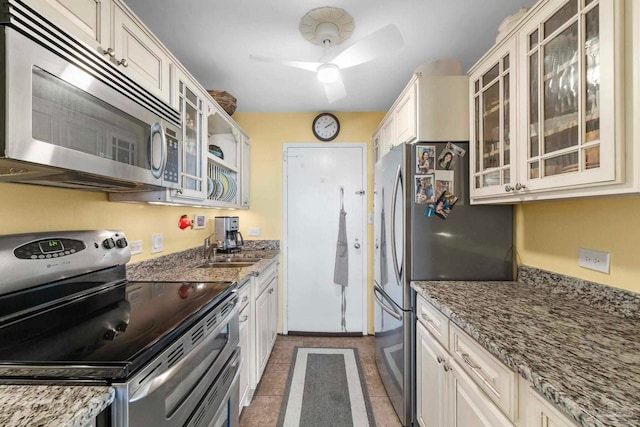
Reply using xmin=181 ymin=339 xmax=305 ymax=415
xmin=312 ymin=113 xmax=340 ymax=141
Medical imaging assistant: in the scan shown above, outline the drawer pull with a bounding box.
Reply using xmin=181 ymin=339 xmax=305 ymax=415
xmin=436 ymin=356 xmax=444 ymax=364
xmin=421 ymin=313 xmax=433 ymax=324
xmin=462 ymin=353 xmax=481 ymax=370
xmin=241 ymin=296 xmax=248 ymax=303
xmin=443 ymin=364 xmax=451 ymax=372
xmin=269 ymin=288 xmax=275 ymax=294
xmin=240 ymin=315 xmax=249 ymax=323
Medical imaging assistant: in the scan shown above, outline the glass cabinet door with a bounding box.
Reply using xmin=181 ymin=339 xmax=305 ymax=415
xmin=520 ymin=0 xmax=618 ymax=191
xmin=470 ymin=38 xmax=517 ymax=198
xmin=179 ymin=78 xmax=204 ymax=197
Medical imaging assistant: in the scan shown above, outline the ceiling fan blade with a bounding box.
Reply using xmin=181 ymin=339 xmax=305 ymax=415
xmin=249 ymin=54 xmax=322 ymax=72
xmin=331 ymin=24 xmax=404 ymax=70
xmin=324 ymin=76 xmax=347 ymax=104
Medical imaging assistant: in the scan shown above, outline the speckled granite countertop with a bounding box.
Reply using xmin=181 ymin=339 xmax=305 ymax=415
xmin=0 ymin=385 xmax=114 ymax=427
xmin=411 ymin=266 xmax=640 ymax=427
xmin=126 ymin=244 xmax=280 ymax=283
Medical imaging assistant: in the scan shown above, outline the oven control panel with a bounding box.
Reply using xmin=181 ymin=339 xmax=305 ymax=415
xmin=13 ymin=238 xmax=86 ymax=260
xmin=0 ymin=230 xmax=131 ymax=295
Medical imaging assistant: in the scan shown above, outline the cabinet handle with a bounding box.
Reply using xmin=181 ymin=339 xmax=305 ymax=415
xmin=443 ymin=364 xmax=451 ymax=372
xmin=436 ymin=356 xmax=444 ymax=364
xmin=240 ymin=315 xmax=249 ymax=323
xmin=515 ymin=183 xmax=527 ymax=191
xmin=241 ymin=296 xmax=248 ymax=303
xmin=461 ymin=353 xmax=481 ymax=370
xmin=269 ymin=288 xmax=275 ymax=294
xmin=102 ymin=47 xmax=115 ymax=57
xmin=504 ymin=185 xmax=514 ymax=192
xmin=117 ymin=58 xmax=129 ymax=67
xmin=421 ymin=313 xmax=433 ymax=324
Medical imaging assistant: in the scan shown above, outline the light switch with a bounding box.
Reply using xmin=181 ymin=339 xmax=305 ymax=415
xmin=151 ymin=233 xmax=164 ymax=253
xmin=248 ymin=227 xmax=261 ymax=237
xmin=130 ymin=240 xmax=143 ymax=255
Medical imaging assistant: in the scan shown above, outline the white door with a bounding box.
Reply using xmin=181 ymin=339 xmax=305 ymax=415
xmin=283 ymin=143 xmax=367 ymax=334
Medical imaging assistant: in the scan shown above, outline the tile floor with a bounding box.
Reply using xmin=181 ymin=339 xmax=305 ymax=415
xmin=239 ymin=335 xmax=403 ymax=427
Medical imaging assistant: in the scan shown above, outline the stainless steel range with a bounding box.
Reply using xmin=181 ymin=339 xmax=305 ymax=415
xmin=0 ymin=230 xmax=240 ymax=427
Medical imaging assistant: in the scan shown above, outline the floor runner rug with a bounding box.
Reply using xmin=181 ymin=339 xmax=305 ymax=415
xmin=277 ymin=347 xmax=376 ymax=427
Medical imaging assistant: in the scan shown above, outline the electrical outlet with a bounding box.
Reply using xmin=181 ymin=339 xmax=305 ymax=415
xmin=578 ymin=248 xmax=610 ymax=273
xmin=151 ymin=233 xmax=164 ymax=254
xmin=248 ymin=227 xmax=261 ymax=237
xmin=130 ymin=240 xmax=143 ymax=255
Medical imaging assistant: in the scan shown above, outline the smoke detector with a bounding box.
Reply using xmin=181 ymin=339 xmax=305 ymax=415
xmin=299 ymin=7 xmax=355 ymax=47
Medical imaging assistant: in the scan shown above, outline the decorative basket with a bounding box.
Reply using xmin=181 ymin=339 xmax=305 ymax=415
xmin=207 ymin=90 xmax=237 ymax=116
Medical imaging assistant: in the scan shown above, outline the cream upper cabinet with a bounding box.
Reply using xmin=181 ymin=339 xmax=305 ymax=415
xmin=112 ymin=1 xmax=172 ymax=102
xmin=470 ymin=0 xmax=626 ymax=203
xmin=518 ymin=0 xmax=621 ymax=192
xmin=395 ymin=79 xmax=418 ymax=144
xmin=470 ymin=37 xmax=518 ymax=199
xmin=373 ymin=68 xmax=468 ymax=163
xmin=25 ymin=0 xmax=172 ymax=104
xmin=240 ymin=133 xmax=251 ymax=208
xmin=38 ymin=0 xmax=109 ymax=49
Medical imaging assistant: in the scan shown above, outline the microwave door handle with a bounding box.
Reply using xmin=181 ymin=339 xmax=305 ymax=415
xmin=390 ymin=164 xmax=403 ymax=286
xmin=149 ymin=122 xmax=167 ymax=179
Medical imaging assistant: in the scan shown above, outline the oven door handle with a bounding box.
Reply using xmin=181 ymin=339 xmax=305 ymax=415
xmin=130 ymin=300 xmax=238 ymax=403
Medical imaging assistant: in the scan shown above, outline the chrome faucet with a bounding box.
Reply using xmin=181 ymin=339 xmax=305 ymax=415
xmin=203 ymin=234 xmax=219 ymax=260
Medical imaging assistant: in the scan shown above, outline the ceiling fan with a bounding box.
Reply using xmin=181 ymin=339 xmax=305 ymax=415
xmin=249 ymin=7 xmax=404 ymax=103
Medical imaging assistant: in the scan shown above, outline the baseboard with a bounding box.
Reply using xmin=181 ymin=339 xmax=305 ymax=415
xmin=285 ymin=331 xmax=364 ymax=337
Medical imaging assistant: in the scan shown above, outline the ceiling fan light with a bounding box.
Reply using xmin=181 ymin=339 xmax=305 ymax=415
xmin=317 ymin=64 xmax=340 ymax=83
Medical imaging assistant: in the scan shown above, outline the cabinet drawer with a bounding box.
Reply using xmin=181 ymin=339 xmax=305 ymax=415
xmin=237 ymin=279 xmax=251 ymax=310
xmin=416 ymin=296 xmax=449 ymax=349
xmin=449 ymin=323 xmax=517 ymax=421
xmin=257 ymin=261 xmax=277 ymax=296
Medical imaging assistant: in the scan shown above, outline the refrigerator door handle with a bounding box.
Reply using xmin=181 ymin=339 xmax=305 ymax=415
xmin=373 ymin=286 xmax=402 ymax=321
xmin=390 ymin=164 xmax=403 ymax=286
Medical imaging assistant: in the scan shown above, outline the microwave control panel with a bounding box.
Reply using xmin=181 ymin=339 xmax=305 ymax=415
xmin=164 ymin=133 xmax=179 ymax=184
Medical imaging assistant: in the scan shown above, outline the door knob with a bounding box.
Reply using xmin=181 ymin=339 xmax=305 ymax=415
xmin=354 ymin=242 xmax=361 ymax=249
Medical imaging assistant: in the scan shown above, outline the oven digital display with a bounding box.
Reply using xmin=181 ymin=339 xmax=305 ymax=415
xmin=38 ymin=239 xmax=64 ymax=253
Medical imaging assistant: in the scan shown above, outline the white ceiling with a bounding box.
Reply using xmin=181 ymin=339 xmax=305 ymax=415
xmin=122 ymin=0 xmax=536 ymax=113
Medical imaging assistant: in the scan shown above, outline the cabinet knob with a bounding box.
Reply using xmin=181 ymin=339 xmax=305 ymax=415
xmin=269 ymin=288 xmax=275 ymax=294
xmin=436 ymin=356 xmax=444 ymax=364
xmin=102 ymin=47 xmax=115 ymax=57
xmin=515 ymin=183 xmax=527 ymax=191
xmin=354 ymin=242 xmax=361 ymax=249
xmin=504 ymin=185 xmax=514 ymax=192
xmin=443 ymin=364 xmax=451 ymax=372
xmin=117 ymin=58 xmax=129 ymax=67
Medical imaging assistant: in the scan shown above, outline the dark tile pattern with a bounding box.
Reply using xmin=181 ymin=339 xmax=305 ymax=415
xmin=412 ymin=270 xmax=640 ymax=427
xmin=240 ymin=335 xmax=401 ymax=427
xmin=0 ymin=385 xmax=114 ymax=427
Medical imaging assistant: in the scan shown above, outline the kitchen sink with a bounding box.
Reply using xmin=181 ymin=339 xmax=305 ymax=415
xmin=197 ymin=258 xmax=262 ymax=269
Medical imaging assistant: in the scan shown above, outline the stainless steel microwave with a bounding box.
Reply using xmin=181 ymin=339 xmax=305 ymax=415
xmin=0 ymin=1 xmax=181 ymax=192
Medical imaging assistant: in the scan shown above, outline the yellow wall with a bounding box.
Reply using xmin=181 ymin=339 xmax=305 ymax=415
xmin=0 ymin=183 xmax=221 ymax=258
xmin=515 ymin=196 xmax=640 ymax=294
xmin=232 ymin=112 xmax=385 ymax=333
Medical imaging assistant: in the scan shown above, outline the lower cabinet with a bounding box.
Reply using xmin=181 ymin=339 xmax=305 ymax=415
xmin=416 ymin=294 xmax=578 ymax=427
xmin=255 ymin=265 xmax=278 ymax=381
xmin=416 ymin=321 xmax=511 ymax=427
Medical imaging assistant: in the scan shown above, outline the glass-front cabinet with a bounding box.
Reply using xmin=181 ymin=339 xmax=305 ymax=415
xmin=470 ymin=37 xmax=518 ymax=198
xmin=177 ymin=72 xmax=206 ymax=199
xmin=518 ymin=0 xmax=620 ymax=192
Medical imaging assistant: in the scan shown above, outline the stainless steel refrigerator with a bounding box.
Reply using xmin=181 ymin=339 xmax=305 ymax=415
xmin=373 ymin=142 xmax=513 ymax=426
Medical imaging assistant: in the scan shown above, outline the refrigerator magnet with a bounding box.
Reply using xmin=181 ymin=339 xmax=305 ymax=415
xmin=417 ymin=145 xmax=436 ymax=174
xmin=425 ymin=203 xmax=435 ymax=217
xmin=437 ymin=149 xmax=456 ymax=170
xmin=446 ymin=142 xmax=466 ymax=157
xmin=415 ymin=175 xmax=435 ymax=205
xmin=434 ymin=191 xmax=458 ymax=219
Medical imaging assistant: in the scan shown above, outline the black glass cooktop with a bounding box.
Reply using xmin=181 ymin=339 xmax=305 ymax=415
xmin=0 ymin=266 xmax=234 ymax=381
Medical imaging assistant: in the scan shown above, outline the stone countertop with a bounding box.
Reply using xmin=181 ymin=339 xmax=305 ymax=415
xmin=411 ymin=275 xmax=640 ymax=427
xmin=0 ymin=385 xmax=114 ymax=427
xmin=126 ymin=247 xmax=280 ymax=283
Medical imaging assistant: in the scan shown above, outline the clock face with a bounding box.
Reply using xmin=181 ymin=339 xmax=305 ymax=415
xmin=312 ymin=113 xmax=340 ymax=141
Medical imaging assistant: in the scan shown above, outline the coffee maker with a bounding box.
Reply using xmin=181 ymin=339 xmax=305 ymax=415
xmin=214 ymin=216 xmax=244 ymax=253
